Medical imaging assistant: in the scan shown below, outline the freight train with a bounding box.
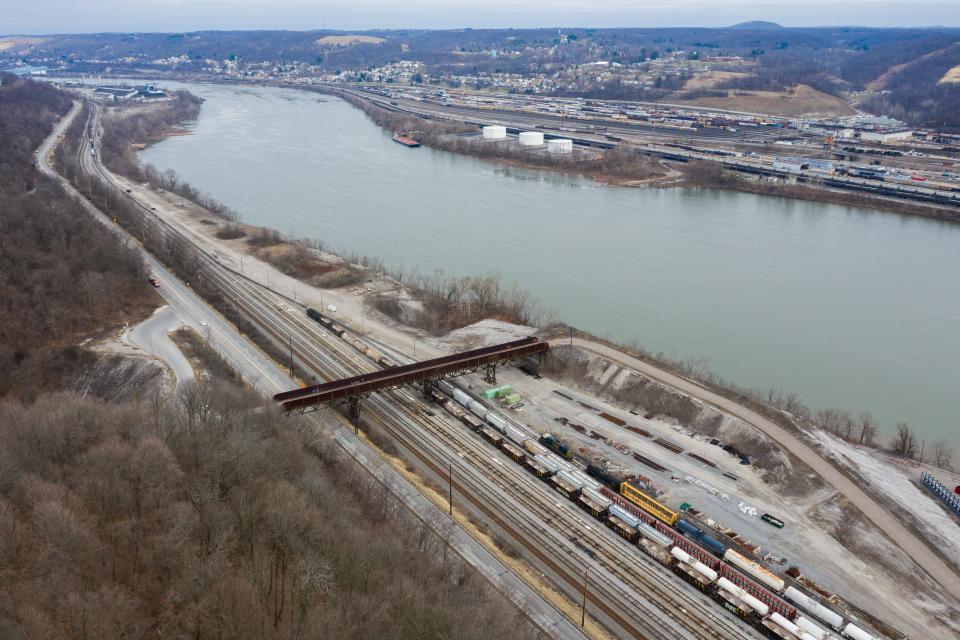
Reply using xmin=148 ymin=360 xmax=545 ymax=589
xmin=304 ymin=306 xmax=885 ymax=640
xmin=432 ymin=382 xmax=884 ymax=640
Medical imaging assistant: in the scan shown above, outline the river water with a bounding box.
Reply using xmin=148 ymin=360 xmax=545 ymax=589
xmin=139 ymin=81 xmax=960 ymax=445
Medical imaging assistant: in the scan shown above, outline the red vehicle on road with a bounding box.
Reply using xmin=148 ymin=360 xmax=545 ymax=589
xmin=148 ymin=277 xmax=159 ymax=288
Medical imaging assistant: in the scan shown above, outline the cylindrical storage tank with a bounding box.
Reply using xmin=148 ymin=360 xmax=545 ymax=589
xmin=482 ymin=125 xmax=506 ymax=140
xmin=723 ymin=549 xmax=785 ymax=592
xmin=842 ymin=623 xmax=876 ymax=640
xmin=547 ymin=138 xmax=573 ymax=154
xmin=556 ymin=470 xmax=584 ymax=490
xmin=609 ymin=504 xmax=640 ymax=528
xmin=453 ymin=389 xmax=472 ymax=407
xmin=518 ymin=131 xmax=544 ymax=146
xmin=677 ymin=520 xmax=701 ymax=537
xmin=486 ymin=413 xmax=508 ymax=434
xmin=771 ymin=613 xmax=801 ymax=637
xmin=796 ymin=617 xmax=829 ymax=640
xmin=671 ymin=547 xmax=692 ymax=564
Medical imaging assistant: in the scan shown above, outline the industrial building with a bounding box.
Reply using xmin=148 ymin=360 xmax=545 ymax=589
xmin=860 ymin=129 xmax=914 ymax=144
xmin=94 ymin=86 xmax=140 ymax=101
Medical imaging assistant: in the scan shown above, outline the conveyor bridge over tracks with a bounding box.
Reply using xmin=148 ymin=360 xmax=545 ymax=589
xmin=274 ymin=336 xmax=549 ymax=420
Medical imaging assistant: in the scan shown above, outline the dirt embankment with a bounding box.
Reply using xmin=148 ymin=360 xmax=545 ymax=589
xmin=540 ymin=344 xmax=815 ymax=495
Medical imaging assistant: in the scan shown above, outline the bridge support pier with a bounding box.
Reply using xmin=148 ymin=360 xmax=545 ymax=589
xmin=346 ymin=396 xmax=362 ymax=427
xmin=421 ymin=377 xmax=439 ymax=400
xmin=484 ymin=363 xmax=497 ymax=384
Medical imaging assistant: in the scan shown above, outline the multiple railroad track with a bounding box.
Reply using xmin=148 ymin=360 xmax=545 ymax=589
xmin=75 ymin=101 xmax=758 ymax=640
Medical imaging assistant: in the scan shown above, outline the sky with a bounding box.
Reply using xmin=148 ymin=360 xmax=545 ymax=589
xmin=2 ymin=0 xmax=958 ymax=34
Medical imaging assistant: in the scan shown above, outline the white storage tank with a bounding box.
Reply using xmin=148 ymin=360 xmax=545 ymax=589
xmin=518 ymin=131 xmax=544 ymax=146
xmin=482 ymin=125 xmax=507 ymax=140
xmin=547 ymin=138 xmax=573 ymax=154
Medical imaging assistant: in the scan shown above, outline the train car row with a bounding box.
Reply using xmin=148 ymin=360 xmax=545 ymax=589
xmin=430 ymin=384 xmax=886 ymax=640
xmin=306 ymin=307 xmax=400 ymax=368
xmin=306 ymin=305 xmax=889 ymax=640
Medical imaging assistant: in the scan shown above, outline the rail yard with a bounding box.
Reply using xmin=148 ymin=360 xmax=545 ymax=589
xmin=334 ymin=84 xmax=960 ymax=213
xmin=68 ymin=100 xmax=765 ymax=640
xmin=46 ymin=94 xmax=960 ymax=639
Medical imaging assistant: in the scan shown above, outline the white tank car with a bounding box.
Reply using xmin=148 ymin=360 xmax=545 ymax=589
xmin=795 ymin=616 xmax=831 ymax=640
xmin=784 ymin=586 xmax=844 ymax=630
xmin=671 ymin=547 xmax=718 ymax=582
xmin=716 ymin=577 xmax=770 ymax=617
xmin=842 ymin=623 xmax=876 ymax=640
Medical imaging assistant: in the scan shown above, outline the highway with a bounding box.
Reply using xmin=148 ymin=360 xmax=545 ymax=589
xmin=63 ymin=99 xmax=771 ymax=639
xmin=37 ymin=102 xmax=597 ymax=640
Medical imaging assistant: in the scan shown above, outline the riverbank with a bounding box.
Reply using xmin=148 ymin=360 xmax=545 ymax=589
xmin=315 ymin=84 xmax=960 ymax=222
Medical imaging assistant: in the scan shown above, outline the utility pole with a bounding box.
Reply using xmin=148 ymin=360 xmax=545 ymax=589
xmin=288 ymin=331 xmax=295 ymax=377
xmin=569 ymin=326 xmax=574 ymax=346
xmin=448 ymin=463 xmax=453 ymax=515
xmin=413 ymin=336 xmax=417 ymax=358
xmin=919 ymin=440 xmax=926 ymax=464
xmin=580 ymin=569 xmax=589 ymax=627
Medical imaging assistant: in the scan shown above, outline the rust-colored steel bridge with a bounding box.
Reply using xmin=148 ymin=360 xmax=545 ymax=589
xmin=274 ymin=336 xmax=549 ymax=421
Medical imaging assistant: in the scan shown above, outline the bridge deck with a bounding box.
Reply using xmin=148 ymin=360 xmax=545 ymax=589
xmin=275 ymin=337 xmax=548 ymax=411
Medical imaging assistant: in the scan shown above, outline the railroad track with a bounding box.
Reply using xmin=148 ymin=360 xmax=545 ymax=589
xmin=76 ymin=101 xmax=758 ymax=640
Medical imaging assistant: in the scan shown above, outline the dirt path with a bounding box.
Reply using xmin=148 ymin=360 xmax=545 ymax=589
xmin=552 ymin=336 xmax=960 ymax=604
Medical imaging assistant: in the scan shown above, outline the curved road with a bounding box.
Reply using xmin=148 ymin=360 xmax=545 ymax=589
xmin=551 ymin=337 xmax=960 ymax=603
xmin=130 ymin=305 xmax=195 ymax=392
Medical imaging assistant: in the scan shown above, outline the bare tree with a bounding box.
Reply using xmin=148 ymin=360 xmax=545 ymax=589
xmin=933 ymin=439 xmax=954 ymax=469
xmin=857 ymin=412 xmax=877 ymax=446
xmin=892 ymin=422 xmax=917 ymax=458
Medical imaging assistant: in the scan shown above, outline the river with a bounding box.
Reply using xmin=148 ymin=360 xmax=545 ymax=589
xmin=138 ymin=81 xmax=960 ymax=445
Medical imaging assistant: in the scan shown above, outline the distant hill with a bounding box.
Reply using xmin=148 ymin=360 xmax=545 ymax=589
xmin=729 ymin=21 xmax=784 ymax=30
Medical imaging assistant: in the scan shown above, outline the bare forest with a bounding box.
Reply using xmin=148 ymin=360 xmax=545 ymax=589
xmin=0 ymin=383 xmax=534 ymax=639
xmin=0 ymin=74 xmax=153 ymax=398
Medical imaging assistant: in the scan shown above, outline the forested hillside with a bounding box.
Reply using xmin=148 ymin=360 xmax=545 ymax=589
xmin=0 ymin=74 xmax=151 ymax=397
xmin=0 ymin=383 xmax=530 ymax=639
xmin=0 ymin=77 xmax=536 ymax=638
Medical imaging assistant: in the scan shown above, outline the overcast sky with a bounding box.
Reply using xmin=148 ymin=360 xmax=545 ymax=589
xmin=3 ymin=0 xmax=958 ymax=34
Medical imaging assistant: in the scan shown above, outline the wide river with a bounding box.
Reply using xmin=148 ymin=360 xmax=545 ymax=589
xmin=140 ymin=82 xmax=960 ymax=445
